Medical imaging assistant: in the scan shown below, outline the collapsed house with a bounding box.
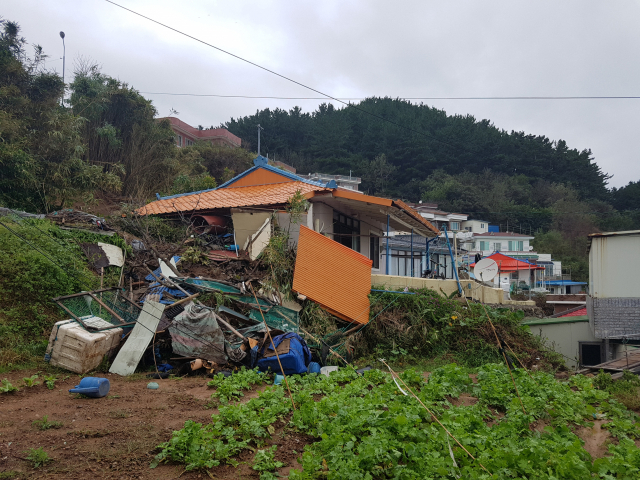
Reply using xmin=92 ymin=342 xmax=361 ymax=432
xmin=43 ymin=158 xmax=441 ymax=377
xmin=139 ymin=155 xmax=439 ymax=265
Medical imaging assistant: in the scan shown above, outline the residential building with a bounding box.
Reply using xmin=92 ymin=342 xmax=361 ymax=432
xmin=138 ymin=156 xmax=439 ymax=274
xmin=298 ymin=173 xmax=362 ymax=192
xmin=461 ymin=231 xmax=534 ymax=258
xmin=380 ymin=235 xmax=463 ymax=279
xmin=461 ymin=219 xmax=491 ymax=234
xmin=159 ymin=117 xmax=242 ymax=148
xmin=406 ymin=202 xmax=468 ymax=233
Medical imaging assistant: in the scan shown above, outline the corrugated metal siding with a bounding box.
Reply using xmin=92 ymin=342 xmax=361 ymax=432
xmin=589 ymin=235 xmax=640 ymax=298
xmin=292 ymin=226 xmax=372 ymax=324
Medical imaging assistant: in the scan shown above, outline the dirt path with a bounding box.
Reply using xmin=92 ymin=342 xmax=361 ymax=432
xmin=0 ymin=370 xmax=292 ymax=479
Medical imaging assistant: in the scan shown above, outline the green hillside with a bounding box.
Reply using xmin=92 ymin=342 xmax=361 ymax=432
xmin=223 ymin=99 xmax=640 ymax=281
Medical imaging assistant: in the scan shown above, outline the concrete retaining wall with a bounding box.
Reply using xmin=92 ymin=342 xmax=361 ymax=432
xmin=371 ymin=274 xmax=535 ymax=306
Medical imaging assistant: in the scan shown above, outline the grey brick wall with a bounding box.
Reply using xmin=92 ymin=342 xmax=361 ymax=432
xmin=590 ymin=297 xmax=640 ymax=339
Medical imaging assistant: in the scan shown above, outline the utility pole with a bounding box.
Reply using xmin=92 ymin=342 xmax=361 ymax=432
xmin=257 ymin=124 xmax=264 ymax=156
xmin=59 ymin=31 xmax=65 ymax=106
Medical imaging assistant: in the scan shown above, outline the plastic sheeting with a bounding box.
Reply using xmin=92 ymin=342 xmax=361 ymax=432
xmin=169 ymin=303 xmax=227 ymax=364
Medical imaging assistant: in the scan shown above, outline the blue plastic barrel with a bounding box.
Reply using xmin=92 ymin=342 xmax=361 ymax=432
xmin=307 ymin=362 xmax=321 ymax=374
xmin=68 ymin=377 xmax=110 ymax=398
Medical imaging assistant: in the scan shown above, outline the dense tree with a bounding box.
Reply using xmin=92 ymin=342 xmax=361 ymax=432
xmin=223 ymin=97 xmax=612 ymax=202
xmin=68 ymin=62 xmax=178 ymax=198
xmin=0 ymin=20 xmax=119 ymax=212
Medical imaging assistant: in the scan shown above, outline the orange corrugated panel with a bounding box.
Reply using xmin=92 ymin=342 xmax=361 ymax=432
xmin=293 ymin=226 xmax=372 ymax=324
xmin=138 ymin=182 xmax=326 ymax=215
xmin=228 ymin=169 xmax=296 ymax=188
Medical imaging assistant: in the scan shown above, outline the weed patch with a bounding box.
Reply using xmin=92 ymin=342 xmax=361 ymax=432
xmin=24 ymin=447 xmax=52 ymax=468
xmin=32 ymin=415 xmax=63 ymax=431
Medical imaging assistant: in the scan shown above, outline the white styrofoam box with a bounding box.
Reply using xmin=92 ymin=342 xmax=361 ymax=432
xmin=45 ymin=318 xmax=123 ymax=374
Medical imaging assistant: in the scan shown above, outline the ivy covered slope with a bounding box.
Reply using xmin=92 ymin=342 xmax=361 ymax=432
xmin=155 ymin=365 xmax=640 ymax=479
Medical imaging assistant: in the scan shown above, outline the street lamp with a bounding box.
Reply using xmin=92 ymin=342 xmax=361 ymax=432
xmin=59 ymin=31 xmax=65 ymax=105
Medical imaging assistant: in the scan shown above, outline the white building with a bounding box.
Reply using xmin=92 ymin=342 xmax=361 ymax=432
xmin=461 ymin=219 xmax=491 ymax=234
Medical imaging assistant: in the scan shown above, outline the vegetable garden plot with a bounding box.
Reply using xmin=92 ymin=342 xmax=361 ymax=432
xmin=154 ymin=364 xmax=640 ymax=479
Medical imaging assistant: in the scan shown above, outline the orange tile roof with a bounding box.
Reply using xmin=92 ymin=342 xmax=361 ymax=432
xmin=333 ymin=188 xmax=393 ymax=206
xmin=138 ymin=181 xmax=327 ymax=215
xmin=393 ymin=199 xmax=440 ymax=235
xmin=293 ymin=226 xmax=372 ymax=324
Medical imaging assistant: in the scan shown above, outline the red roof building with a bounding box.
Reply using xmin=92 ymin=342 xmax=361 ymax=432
xmin=159 ymin=117 xmax=242 ymax=148
xmin=469 ymin=252 xmax=544 ymax=272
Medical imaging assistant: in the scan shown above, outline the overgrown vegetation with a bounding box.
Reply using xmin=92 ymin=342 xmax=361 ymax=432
xmin=155 ymin=364 xmax=640 ymax=478
xmin=0 ymin=216 xmax=127 ymax=370
xmin=302 ymin=288 xmax=564 ymax=370
xmin=594 ymin=369 xmax=640 ymax=411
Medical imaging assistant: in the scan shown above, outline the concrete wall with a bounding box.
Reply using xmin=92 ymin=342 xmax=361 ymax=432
xmin=371 ymin=275 xmax=536 ymax=306
xmin=588 ymin=296 xmax=640 ymax=339
xmin=276 ymin=212 xmax=307 ymax=250
xmin=525 ymin=319 xmax=598 ymax=370
xmin=231 ymin=210 xmax=272 ymax=251
xmin=588 ymin=233 xmax=640 ymax=339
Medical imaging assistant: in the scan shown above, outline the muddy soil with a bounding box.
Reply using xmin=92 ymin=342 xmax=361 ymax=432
xmin=0 ymin=371 xmax=307 ymax=479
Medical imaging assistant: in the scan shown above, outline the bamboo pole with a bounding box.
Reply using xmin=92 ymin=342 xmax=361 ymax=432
xmin=249 ymin=283 xmax=296 ymax=410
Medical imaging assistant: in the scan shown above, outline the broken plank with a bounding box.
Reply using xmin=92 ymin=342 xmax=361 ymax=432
xmin=109 ymin=300 xmax=164 ymax=376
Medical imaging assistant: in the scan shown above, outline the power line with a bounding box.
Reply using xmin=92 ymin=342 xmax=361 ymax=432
xmin=140 ymin=92 xmax=640 ymax=101
xmin=104 ymin=0 xmax=465 ymax=154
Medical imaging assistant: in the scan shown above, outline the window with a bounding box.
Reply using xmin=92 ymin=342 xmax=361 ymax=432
xmin=481 ymin=223 xmax=485 ymax=228
xmin=450 ymin=221 xmax=460 ymax=231
xmin=510 ymin=272 xmax=519 ymax=280
xmin=494 ymin=242 xmax=502 ymax=251
xmin=369 ymin=235 xmax=380 ymax=269
xmin=479 ymin=241 xmax=489 ymax=251
xmin=465 ymin=227 xmax=471 ymax=232
xmin=508 ymin=241 xmax=524 ymax=251
xmin=176 ymin=135 xmax=182 ymax=147
xmin=186 ymin=139 xmax=194 ymax=147
xmin=333 ymin=211 xmax=360 ymax=252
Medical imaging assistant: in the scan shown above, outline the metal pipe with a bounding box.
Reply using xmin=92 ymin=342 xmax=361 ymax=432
xmin=386 ymin=214 xmax=390 ymax=274
xmin=410 ymin=228 xmax=414 ymax=277
xmin=443 ymin=226 xmax=462 ymax=295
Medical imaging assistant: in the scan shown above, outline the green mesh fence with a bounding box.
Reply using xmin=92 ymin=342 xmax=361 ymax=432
xmin=55 ymin=289 xmax=140 ymax=326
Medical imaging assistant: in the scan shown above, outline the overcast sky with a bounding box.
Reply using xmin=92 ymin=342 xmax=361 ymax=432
xmin=4 ymin=0 xmax=639 ymax=188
